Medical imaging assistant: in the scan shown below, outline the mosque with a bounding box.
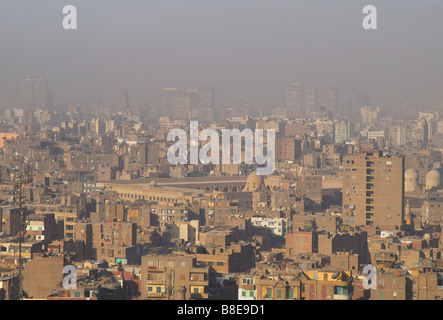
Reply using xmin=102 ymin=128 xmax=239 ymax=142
xmin=405 ymin=168 xmax=442 ymax=193
xmin=404 ymin=167 xmax=443 ymax=228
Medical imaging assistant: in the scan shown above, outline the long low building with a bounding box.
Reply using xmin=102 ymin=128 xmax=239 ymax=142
xmin=102 ymin=175 xmax=248 ymax=192
xmin=101 ymin=176 xmax=250 ymax=205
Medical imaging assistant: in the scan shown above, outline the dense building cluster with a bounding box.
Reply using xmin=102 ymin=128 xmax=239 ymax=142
xmin=1 ymin=80 xmax=443 ymax=300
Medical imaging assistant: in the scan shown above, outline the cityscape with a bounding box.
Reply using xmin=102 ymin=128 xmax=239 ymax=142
xmin=1 ymin=1 xmax=443 ymax=304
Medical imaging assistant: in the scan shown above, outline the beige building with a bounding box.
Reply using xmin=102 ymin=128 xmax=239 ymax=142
xmin=342 ymin=150 xmax=404 ymax=229
xmin=141 ymin=254 xmax=210 ymax=300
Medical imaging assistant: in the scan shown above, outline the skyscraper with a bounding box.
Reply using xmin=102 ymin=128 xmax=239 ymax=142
xmin=342 ymin=150 xmax=404 ymax=229
xmin=286 ymin=83 xmax=303 ymax=119
xmin=21 ymin=78 xmax=49 ymax=109
xmin=119 ymin=91 xmax=130 ymax=112
xmin=162 ymin=83 xmax=214 ymax=121
xmin=323 ymin=87 xmax=338 ymax=113
xmin=198 ymin=86 xmax=215 ymax=110
xmin=194 ymin=86 xmax=215 ymax=122
xmin=304 ymin=86 xmax=318 ymax=117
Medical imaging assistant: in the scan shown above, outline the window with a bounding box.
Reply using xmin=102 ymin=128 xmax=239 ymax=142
xmin=242 ymin=290 xmax=246 ymax=297
xmin=156 ymin=287 xmax=161 ymax=293
xmin=378 ymin=291 xmax=384 ymax=297
xmin=288 ymin=289 xmax=294 ymax=299
xmin=334 ymin=286 xmax=348 ymax=295
xmin=276 ymin=290 xmax=282 ymax=299
xmin=267 ymin=288 xmax=272 ymax=298
xmin=148 ymin=286 xmax=153 ymax=292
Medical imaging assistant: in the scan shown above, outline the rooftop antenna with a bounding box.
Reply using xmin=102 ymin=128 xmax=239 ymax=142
xmin=9 ymin=164 xmax=33 ymax=300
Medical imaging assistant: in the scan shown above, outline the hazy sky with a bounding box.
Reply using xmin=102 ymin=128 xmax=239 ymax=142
xmin=1 ymin=0 xmax=443 ymax=111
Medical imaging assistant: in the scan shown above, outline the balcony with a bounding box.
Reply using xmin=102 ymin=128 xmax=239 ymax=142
xmin=241 ymin=284 xmax=255 ymax=290
xmin=146 ymin=279 xmax=165 ymax=285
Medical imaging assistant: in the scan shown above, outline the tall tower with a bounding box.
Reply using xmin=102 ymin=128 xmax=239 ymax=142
xmin=21 ymin=78 xmax=49 ymax=110
xmin=286 ymin=83 xmax=303 ymax=119
xmin=342 ymin=150 xmax=404 ymax=229
xmin=304 ymin=86 xmax=318 ymax=117
xmin=324 ymin=87 xmax=338 ymax=113
xmin=119 ymin=91 xmax=130 ymax=112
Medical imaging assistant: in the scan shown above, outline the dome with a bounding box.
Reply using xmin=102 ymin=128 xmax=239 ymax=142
xmin=426 ymin=169 xmax=441 ymax=190
xmin=405 ymin=168 xmax=418 ymax=179
xmin=405 ymin=168 xmax=418 ymax=192
xmin=246 ymin=171 xmax=264 ymax=191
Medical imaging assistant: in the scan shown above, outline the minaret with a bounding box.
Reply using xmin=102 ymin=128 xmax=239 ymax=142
xmin=403 ymin=199 xmax=413 ymax=231
xmin=404 ymin=200 xmax=411 ymax=221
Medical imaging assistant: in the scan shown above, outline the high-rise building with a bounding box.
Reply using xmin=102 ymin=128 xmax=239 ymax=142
xmin=323 ymin=87 xmax=338 ymax=113
xmin=389 ymin=125 xmax=407 ymax=147
xmin=198 ymin=86 xmax=215 ymax=110
xmin=342 ymin=150 xmax=404 ymax=229
xmin=195 ymin=86 xmax=215 ymax=122
xmin=361 ymin=106 xmax=381 ymax=124
xmin=351 ymin=90 xmax=371 ymax=118
xmin=304 ymin=86 xmax=318 ymax=117
xmin=162 ymin=83 xmax=215 ymax=121
xmin=119 ymin=91 xmax=130 ymax=112
xmin=21 ymin=78 xmax=49 ymax=109
xmin=287 ymin=83 xmax=304 ymax=119
xmin=415 ymin=118 xmax=429 ymax=143
xmin=161 ymin=82 xmax=195 ymax=120
xmin=334 ymin=121 xmax=353 ymax=143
